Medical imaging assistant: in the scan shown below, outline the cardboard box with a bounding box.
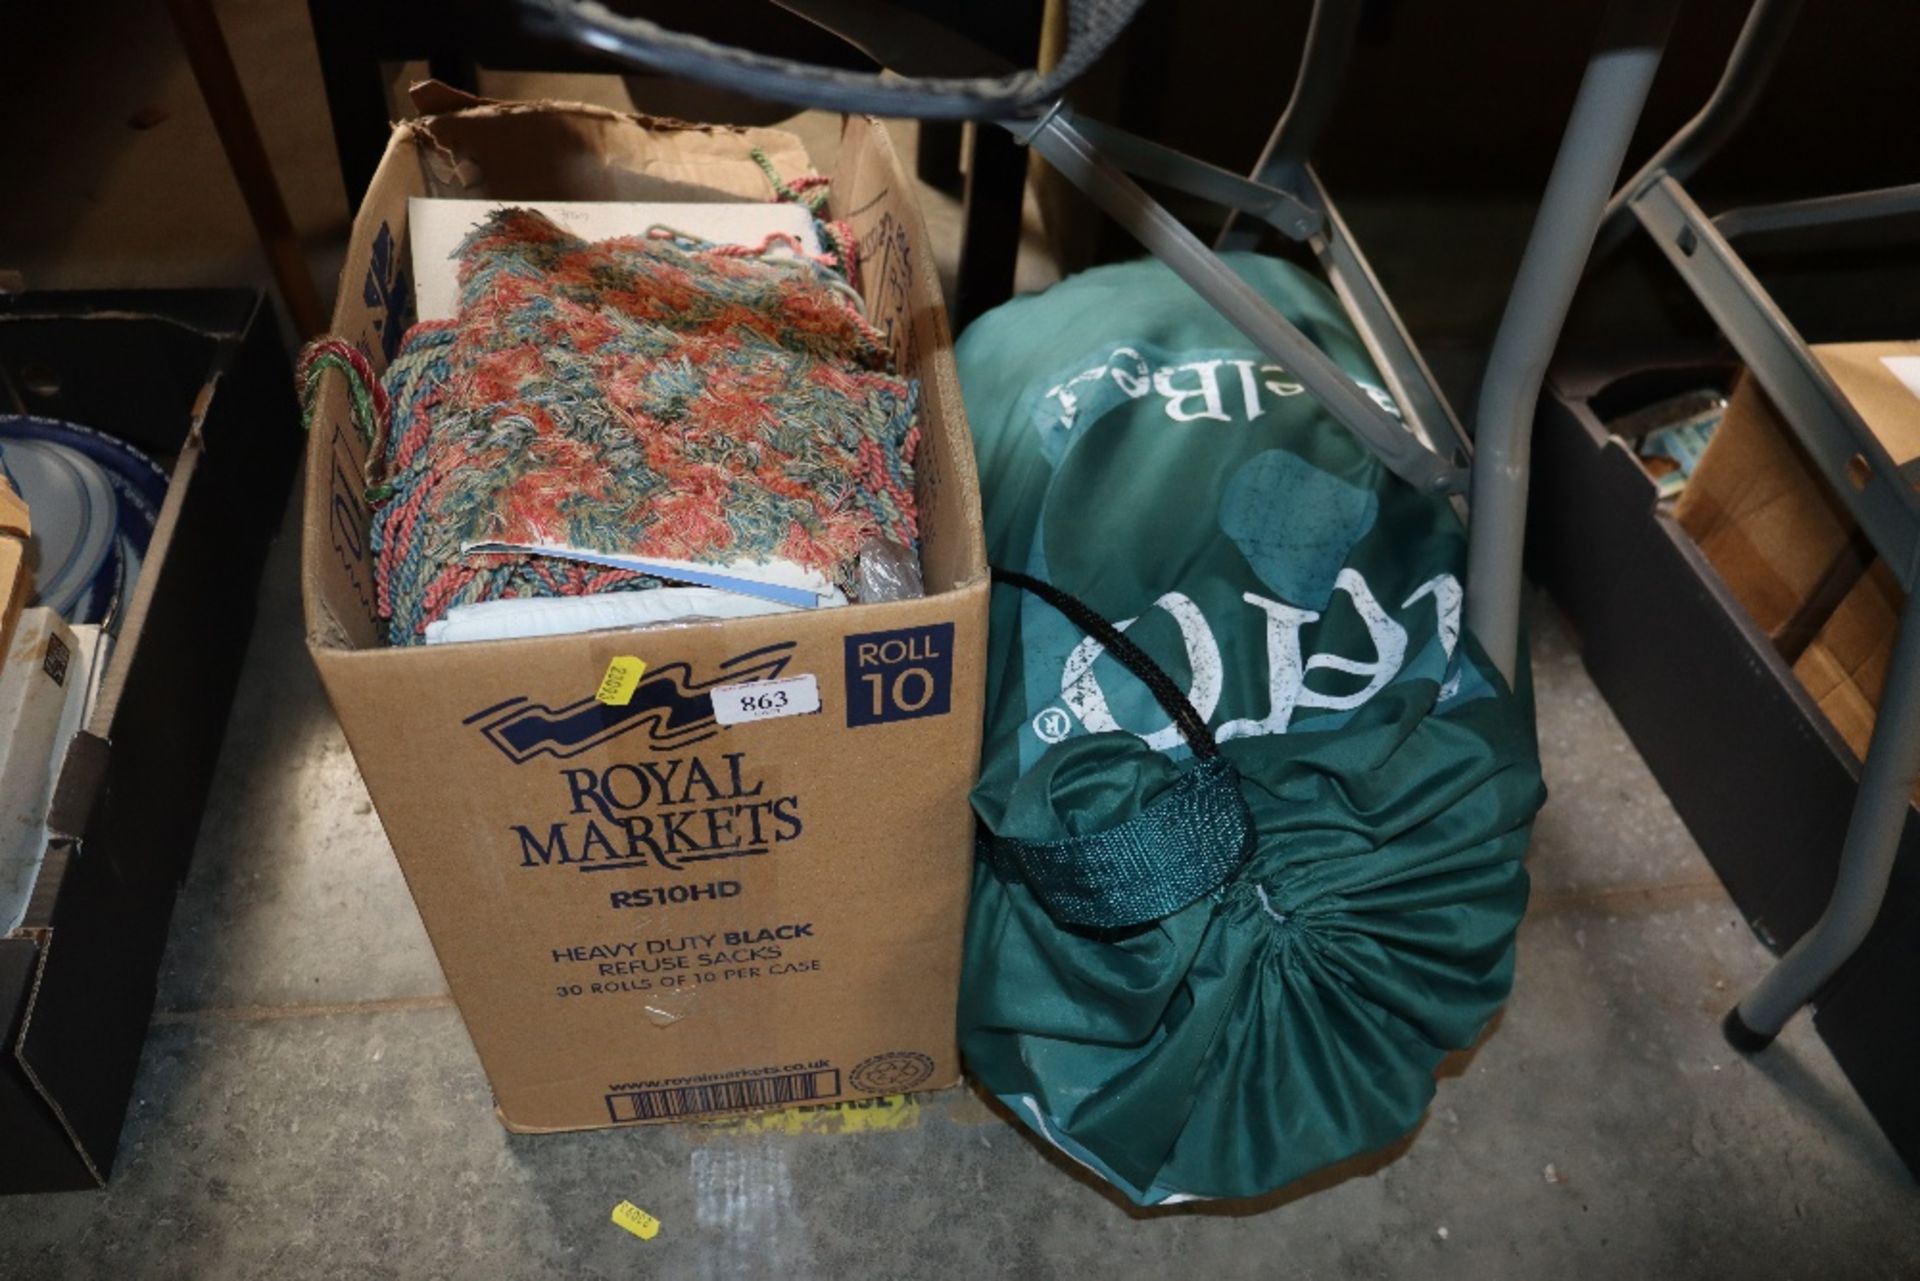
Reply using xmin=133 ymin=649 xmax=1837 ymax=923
xmin=0 ymin=611 xmax=98 ymax=938
xmin=1676 ymin=341 xmax=1920 ymax=799
xmin=301 ymin=89 xmax=988 ymax=1133
xmin=0 ymin=289 xmax=299 ymax=1191
xmin=1530 ymin=347 xmax=1920 ymax=1179
xmin=1674 ymin=363 xmax=1856 ymax=638
xmin=1792 ymin=560 xmax=1913 ymax=803
xmin=0 ymin=477 xmax=29 ymax=663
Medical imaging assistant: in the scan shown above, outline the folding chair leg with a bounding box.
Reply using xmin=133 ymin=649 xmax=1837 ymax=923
xmin=1592 ymin=0 xmax=1804 ymax=263
xmin=1296 ymin=167 xmax=1469 ymax=463
xmin=1217 ymin=0 xmax=1362 ymax=252
xmin=1017 ymin=107 xmax=1461 ymax=498
xmin=1727 ymin=586 xmax=1920 ymax=1048
xmin=1463 ymin=0 xmax=1675 ymax=684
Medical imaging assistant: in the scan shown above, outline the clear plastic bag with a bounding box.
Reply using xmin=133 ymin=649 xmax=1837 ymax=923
xmin=857 ymin=538 xmax=925 ymax=603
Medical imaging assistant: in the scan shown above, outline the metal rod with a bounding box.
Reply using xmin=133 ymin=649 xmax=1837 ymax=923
xmin=1729 ymin=583 xmax=1920 ymax=1042
xmin=1714 ymin=182 xmax=1920 ymax=243
xmin=1592 ymin=0 xmax=1803 ymax=263
xmin=1069 ymin=116 xmax=1324 ymax=242
xmin=1465 ymin=0 xmax=1676 ymax=684
xmin=1297 ymin=165 xmax=1471 ymax=463
xmin=1630 ymin=177 xmax=1920 ymax=590
xmin=547 ymin=0 xmax=1139 ymax=120
xmin=1218 ymin=0 xmax=1363 ymax=251
xmin=1053 ymin=111 xmax=1461 ymax=459
xmin=1016 ymin=109 xmax=1464 ymax=497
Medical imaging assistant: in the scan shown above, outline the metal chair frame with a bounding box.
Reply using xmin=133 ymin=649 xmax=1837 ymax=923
xmin=1590 ymin=0 xmax=1920 ymax=1050
xmin=542 ymin=0 xmax=1920 ymax=1152
xmin=540 ymin=0 xmax=1675 ymax=696
xmin=993 ymin=0 xmax=1676 ymax=684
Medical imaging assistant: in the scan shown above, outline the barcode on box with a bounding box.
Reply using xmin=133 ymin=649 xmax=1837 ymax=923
xmin=605 ymin=1069 xmax=841 ymax=1122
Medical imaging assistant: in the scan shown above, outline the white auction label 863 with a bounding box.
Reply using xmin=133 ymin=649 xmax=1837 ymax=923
xmin=710 ymin=674 xmax=822 ymax=726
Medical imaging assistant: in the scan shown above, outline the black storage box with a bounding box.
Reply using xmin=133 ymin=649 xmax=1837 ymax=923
xmin=0 ymin=290 xmax=299 ymax=1193
xmin=1530 ymin=349 xmax=1920 ymax=1179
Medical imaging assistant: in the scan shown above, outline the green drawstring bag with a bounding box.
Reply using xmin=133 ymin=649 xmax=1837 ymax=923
xmin=956 ymin=255 xmax=1547 ymax=1205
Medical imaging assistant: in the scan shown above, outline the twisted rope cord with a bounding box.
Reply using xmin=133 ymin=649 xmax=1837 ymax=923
xmin=750 ymin=147 xmax=861 ymax=289
xmin=296 ymin=339 xmax=393 ymax=499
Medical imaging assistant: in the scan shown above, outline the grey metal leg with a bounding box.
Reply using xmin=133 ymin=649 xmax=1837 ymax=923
xmin=1217 ymin=0 xmax=1362 ymax=252
xmin=1591 ymin=0 xmax=1803 ymax=262
xmin=1294 ymin=165 xmax=1471 ymax=463
xmin=1728 ymin=584 xmax=1920 ymax=1046
xmin=1026 ymin=105 xmax=1472 ymax=465
xmin=1083 ymin=0 xmax=1458 ymax=465
xmin=1207 ymin=0 xmax=1466 ymax=461
xmin=1589 ymin=0 xmax=1920 ymax=1066
xmin=1013 ymin=0 xmax=1679 ymax=676
xmin=1464 ymin=0 xmax=1676 ymax=684
xmin=1714 ymin=182 xmax=1920 ymax=243
xmin=1015 ymin=107 xmax=1465 ymax=499
xmin=1064 ymin=116 xmax=1324 ymax=242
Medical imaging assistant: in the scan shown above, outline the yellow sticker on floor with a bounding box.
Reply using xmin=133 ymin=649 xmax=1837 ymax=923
xmin=596 ymin=657 xmax=647 ymax=706
xmin=702 ymin=1093 xmax=921 ymax=1137
xmin=611 ymin=1200 xmax=661 ymax=1241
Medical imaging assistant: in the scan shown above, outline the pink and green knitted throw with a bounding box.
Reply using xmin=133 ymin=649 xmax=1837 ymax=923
xmin=355 ymin=207 xmax=919 ymax=644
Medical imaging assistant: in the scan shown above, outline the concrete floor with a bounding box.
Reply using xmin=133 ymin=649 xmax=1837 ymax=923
xmin=1 ymin=1 xmax=1917 ymax=1277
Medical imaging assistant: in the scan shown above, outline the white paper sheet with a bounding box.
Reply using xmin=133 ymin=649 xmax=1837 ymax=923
xmin=425 ymin=588 xmax=801 ymax=645
xmin=462 ymin=541 xmax=843 ymax=609
xmin=1880 ymin=355 xmax=1920 ymax=403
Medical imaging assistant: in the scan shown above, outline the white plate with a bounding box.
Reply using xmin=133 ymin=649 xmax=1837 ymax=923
xmin=0 ymin=438 xmax=120 ymax=619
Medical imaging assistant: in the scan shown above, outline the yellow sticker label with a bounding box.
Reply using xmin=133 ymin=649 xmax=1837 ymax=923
xmin=611 ymin=1200 xmax=661 ymax=1241
xmin=701 ymin=1093 xmax=921 ymax=1137
xmin=596 ymin=657 xmax=647 ymax=706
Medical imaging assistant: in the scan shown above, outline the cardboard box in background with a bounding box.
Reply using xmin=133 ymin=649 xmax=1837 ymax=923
xmin=1793 ymin=560 xmax=1911 ymax=802
xmin=0 ymin=290 xmax=299 ymax=1192
xmin=302 ymin=90 xmax=987 ymax=1134
xmin=1675 ymin=363 xmax=1856 ymax=637
xmin=1677 ymin=341 xmax=1919 ymax=800
xmin=0 ymin=477 xmax=29 ymax=663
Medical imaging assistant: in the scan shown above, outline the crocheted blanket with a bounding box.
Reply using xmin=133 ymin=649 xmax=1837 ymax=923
xmin=370 ymin=207 xmax=920 ymax=643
